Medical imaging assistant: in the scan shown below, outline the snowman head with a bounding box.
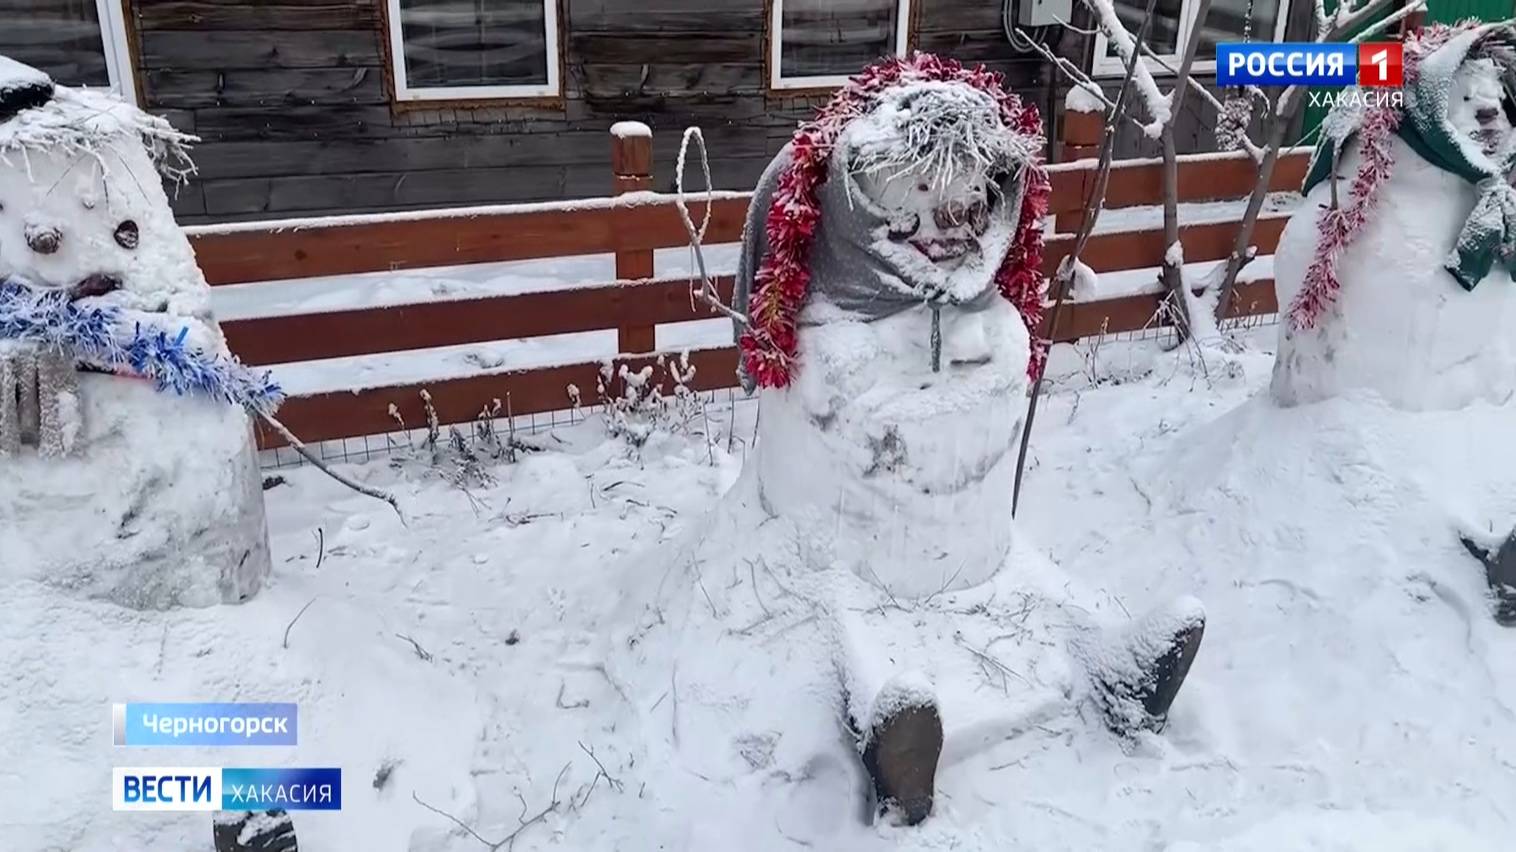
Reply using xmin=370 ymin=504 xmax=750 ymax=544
xmin=1448 ymin=55 xmax=1516 ymax=159
xmin=842 ymin=82 xmax=1034 ymax=272
xmin=0 ymin=58 xmax=203 ymax=318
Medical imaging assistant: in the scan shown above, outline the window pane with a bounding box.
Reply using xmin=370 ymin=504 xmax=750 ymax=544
xmin=0 ymin=0 xmax=110 ymax=88
xmin=1195 ymin=0 xmax=1283 ymax=59
xmin=780 ymin=0 xmax=900 ymax=80
xmin=399 ymin=0 xmax=549 ymax=88
xmin=1102 ymin=0 xmax=1185 ymax=58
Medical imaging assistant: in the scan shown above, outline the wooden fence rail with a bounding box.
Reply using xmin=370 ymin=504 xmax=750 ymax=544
xmin=188 ymin=120 xmax=1311 ymax=449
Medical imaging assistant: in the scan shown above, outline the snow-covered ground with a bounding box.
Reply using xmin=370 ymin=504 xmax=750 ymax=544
xmin=9 ymin=324 xmax=1515 ymax=851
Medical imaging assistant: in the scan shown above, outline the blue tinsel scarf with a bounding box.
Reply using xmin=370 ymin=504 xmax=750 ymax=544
xmin=0 ymin=277 xmax=283 ymax=416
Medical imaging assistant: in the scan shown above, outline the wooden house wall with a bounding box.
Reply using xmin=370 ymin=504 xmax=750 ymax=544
xmin=122 ymin=0 xmax=1068 ymax=223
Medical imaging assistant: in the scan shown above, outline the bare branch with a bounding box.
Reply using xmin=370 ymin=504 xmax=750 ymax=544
xmin=411 ymin=763 xmax=571 ymax=851
xmin=259 ymin=412 xmax=405 ymax=523
xmin=675 ymin=126 xmax=752 ymax=326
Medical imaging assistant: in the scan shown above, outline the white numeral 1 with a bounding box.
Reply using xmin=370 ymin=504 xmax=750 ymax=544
xmin=1369 ymin=48 xmax=1388 ymax=81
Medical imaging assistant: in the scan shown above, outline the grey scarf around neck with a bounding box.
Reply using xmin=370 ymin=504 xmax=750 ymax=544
xmin=730 ymin=143 xmax=1027 ymax=392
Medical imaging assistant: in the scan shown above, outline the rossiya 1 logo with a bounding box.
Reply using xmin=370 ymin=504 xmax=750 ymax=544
xmin=1217 ymin=42 xmax=1405 ymax=109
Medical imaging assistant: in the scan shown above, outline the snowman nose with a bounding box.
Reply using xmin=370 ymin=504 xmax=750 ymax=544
xmin=1478 ymin=106 xmax=1501 ymax=124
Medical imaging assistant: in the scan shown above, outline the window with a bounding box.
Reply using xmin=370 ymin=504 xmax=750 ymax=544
xmin=1090 ymin=0 xmax=1290 ymax=76
xmin=386 ymin=0 xmax=560 ymax=101
xmin=769 ymin=0 xmax=913 ymax=90
xmin=0 ymin=0 xmax=137 ymax=103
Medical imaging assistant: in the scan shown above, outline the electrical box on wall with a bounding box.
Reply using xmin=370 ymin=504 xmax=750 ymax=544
xmin=1016 ymin=0 xmax=1072 ymax=27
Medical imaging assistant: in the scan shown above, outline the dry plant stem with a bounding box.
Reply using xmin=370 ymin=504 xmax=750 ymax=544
xmin=1211 ymin=0 xmax=1421 ymax=320
xmin=411 ymin=762 xmax=571 ymax=851
xmin=259 ymin=412 xmax=406 ymax=523
xmin=1011 ymin=0 xmax=1151 ymax=517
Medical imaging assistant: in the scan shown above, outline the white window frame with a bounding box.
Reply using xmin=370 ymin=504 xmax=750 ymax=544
xmin=769 ymin=0 xmax=913 ymax=90
xmin=63 ymin=0 xmax=137 ymax=104
xmin=1089 ymin=0 xmax=1291 ymax=77
xmin=385 ymin=0 xmax=561 ymax=101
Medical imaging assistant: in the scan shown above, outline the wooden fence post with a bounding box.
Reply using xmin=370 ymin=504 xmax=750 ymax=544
xmin=1057 ymin=110 xmax=1104 ymax=234
xmin=611 ymin=122 xmax=657 ymax=354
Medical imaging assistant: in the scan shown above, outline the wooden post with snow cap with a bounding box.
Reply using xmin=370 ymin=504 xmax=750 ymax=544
xmin=1058 ymin=88 xmax=1106 ymax=234
xmin=611 ymin=121 xmax=657 ymax=354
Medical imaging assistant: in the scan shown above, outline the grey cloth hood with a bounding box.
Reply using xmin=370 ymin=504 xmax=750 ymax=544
xmin=731 ymin=144 xmax=1028 ymax=391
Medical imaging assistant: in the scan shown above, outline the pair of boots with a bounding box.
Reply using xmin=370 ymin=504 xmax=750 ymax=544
xmin=856 ymin=615 xmax=1205 ymax=826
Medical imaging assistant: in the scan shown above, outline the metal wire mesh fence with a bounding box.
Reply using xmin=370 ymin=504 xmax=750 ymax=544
xmin=256 ymin=310 xmax=1280 ymax=473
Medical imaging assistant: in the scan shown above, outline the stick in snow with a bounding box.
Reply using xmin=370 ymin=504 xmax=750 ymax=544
xmin=258 ymin=412 xmax=405 ymax=523
xmin=1012 ymin=0 xmax=1152 ymax=517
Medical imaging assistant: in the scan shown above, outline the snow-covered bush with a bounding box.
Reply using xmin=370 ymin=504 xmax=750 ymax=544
xmin=570 ymin=352 xmax=703 ymax=451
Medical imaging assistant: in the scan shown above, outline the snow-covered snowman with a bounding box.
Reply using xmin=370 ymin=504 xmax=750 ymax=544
xmin=0 ymin=57 xmax=275 ymax=609
xmin=606 ymin=54 xmax=1207 ymax=837
xmin=1273 ymin=21 xmax=1516 ymax=623
xmin=1274 ymin=22 xmax=1516 ymax=410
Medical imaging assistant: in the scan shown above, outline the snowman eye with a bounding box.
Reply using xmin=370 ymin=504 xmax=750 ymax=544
xmin=916 ymin=183 xmax=929 ymax=192
xmin=113 ymin=220 xmax=139 ymax=250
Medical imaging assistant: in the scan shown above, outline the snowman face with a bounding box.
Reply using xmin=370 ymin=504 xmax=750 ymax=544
xmin=855 ymin=162 xmax=996 ymax=268
xmin=1448 ymin=57 xmax=1515 ymax=159
xmin=0 ymin=135 xmax=207 ymax=318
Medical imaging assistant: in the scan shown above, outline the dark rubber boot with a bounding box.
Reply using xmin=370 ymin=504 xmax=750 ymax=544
xmin=213 ymin=810 xmax=297 ymax=852
xmin=1095 ymin=601 xmax=1205 ymax=736
xmin=862 ymin=697 xmax=943 ymax=826
xmin=1137 ymin=620 xmax=1204 ymax=726
xmin=1461 ymin=531 xmax=1516 ymax=626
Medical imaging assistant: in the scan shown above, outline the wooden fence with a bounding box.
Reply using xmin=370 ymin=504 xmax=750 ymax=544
xmin=190 ymin=113 xmax=1310 ymax=449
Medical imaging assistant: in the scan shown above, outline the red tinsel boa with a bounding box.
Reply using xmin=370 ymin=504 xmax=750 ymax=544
xmin=1288 ymin=103 xmax=1402 ymax=330
xmin=1289 ymin=23 xmax=1463 ymax=330
xmin=740 ymin=52 xmax=1051 ymax=388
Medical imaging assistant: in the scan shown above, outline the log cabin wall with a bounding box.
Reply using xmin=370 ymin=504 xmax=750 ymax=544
xmin=93 ymin=0 xmax=1068 ymax=223
xmin=6 ymin=2 xmax=1291 ymax=223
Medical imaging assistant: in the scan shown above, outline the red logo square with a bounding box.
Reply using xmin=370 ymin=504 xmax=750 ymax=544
xmin=1358 ymin=42 xmax=1404 ymax=87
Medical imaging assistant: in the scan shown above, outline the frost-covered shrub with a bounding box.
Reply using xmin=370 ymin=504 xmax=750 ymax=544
xmin=570 ymin=352 xmax=702 ymax=450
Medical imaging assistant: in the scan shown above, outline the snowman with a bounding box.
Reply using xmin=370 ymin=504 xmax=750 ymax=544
xmin=0 ymin=57 xmax=274 ymax=610
xmin=1273 ymin=22 xmax=1516 ymax=411
xmin=1273 ymin=22 xmax=1516 ymax=624
xmin=605 ymin=54 xmax=1206 ymax=835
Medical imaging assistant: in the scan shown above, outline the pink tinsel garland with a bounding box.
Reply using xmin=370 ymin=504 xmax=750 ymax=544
xmin=740 ymin=53 xmax=1050 ymax=388
xmin=1288 ymin=104 xmax=1401 ymax=329
xmin=1289 ymin=23 xmax=1463 ymax=330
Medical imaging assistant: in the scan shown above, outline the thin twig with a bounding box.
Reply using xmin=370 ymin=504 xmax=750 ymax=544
xmin=282 ymin=596 xmax=317 ymax=650
xmin=259 ymin=412 xmax=405 ymax=523
xmin=556 ymin=681 xmax=589 ymax=710
xmin=1012 ymin=0 xmax=1150 ymax=517
xmin=411 ymin=762 xmax=571 ymax=851
xmin=954 ymin=633 xmax=1032 ymax=687
xmin=395 ymin=633 xmax=433 ymax=662
xmin=576 ymin=741 xmax=624 ymax=793
xmin=675 ymin=126 xmax=751 ymax=326
xmin=313 ymin=527 xmax=325 ymax=570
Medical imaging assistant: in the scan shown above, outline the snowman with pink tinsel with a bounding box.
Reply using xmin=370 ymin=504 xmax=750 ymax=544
xmin=1273 ymin=22 xmax=1516 ymax=623
xmin=606 ymin=54 xmax=1209 ymax=836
